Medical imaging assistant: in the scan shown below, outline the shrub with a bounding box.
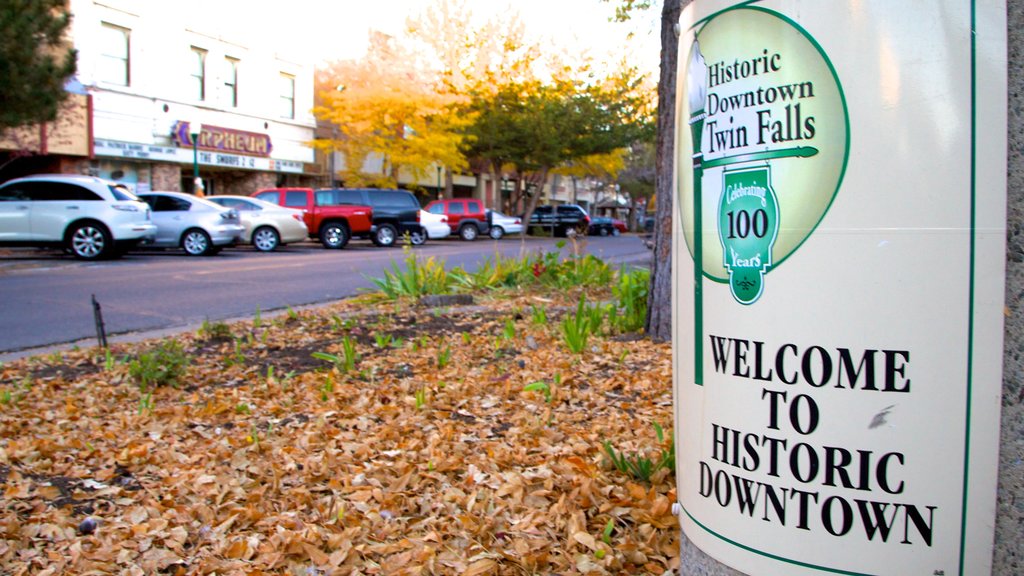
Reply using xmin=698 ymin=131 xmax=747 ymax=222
xmin=129 ymin=340 xmax=190 ymax=390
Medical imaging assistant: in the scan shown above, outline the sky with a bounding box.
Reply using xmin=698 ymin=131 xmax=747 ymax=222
xmin=286 ymin=0 xmax=662 ymax=76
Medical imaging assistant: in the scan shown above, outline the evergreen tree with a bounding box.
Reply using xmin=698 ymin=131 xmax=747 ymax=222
xmin=0 ymin=0 xmax=77 ymax=131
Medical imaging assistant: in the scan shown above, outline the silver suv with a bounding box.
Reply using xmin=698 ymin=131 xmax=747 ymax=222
xmin=0 ymin=174 xmax=156 ymax=260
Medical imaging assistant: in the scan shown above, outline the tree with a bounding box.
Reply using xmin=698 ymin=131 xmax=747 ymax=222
xmin=0 ymin=0 xmax=77 ymax=131
xmin=607 ymin=0 xmax=684 ymax=341
xmin=315 ymin=0 xmax=535 ymax=192
xmin=463 ymin=65 xmax=652 ymax=233
xmin=314 ymin=32 xmax=471 ymax=188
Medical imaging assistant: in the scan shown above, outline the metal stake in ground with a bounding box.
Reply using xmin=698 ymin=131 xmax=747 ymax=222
xmin=92 ymin=294 xmax=107 ymax=348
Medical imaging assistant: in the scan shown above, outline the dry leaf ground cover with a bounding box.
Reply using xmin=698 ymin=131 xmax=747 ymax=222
xmin=0 ymin=247 xmax=679 ymax=575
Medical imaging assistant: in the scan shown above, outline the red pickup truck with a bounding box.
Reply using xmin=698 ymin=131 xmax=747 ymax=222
xmin=252 ymin=187 xmax=372 ymax=249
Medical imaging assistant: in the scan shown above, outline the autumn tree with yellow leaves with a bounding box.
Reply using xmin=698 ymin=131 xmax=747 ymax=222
xmin=314 ymin=0 xmax=653 ymax=224
xmin=314 ymin=30 xmax=471 ymax=189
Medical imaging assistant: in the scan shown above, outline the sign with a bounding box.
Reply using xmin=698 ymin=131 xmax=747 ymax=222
xmin=93 ymin=138 xmax=303 ymax=174
xmin=171 ymin=121 xmax=273 ymax=157
xmin=673 ymin=2 xmax=1006 ymax=575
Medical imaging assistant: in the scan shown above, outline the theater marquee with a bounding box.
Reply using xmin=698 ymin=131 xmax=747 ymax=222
xmin=673 ymin=2 xmax=1007 ymax=575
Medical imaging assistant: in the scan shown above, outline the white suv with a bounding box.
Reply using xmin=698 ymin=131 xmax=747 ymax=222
xmin=0 ymin=174 xmax=157 ymax=260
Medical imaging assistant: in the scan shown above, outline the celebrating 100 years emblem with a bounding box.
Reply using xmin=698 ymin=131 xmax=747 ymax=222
xmin=678 ymin=7 xmax=849 ymax=306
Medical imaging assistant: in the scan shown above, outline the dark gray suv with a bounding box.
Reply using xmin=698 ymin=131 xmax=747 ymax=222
xmin=527 ymin=204 xmax=591 ymax=237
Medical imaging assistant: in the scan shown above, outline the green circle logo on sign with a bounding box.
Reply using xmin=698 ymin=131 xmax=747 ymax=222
xmin=678 ymin=7 xmax=849 ymax=305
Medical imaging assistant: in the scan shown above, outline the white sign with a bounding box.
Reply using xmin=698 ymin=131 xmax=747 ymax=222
xmin=93 ymin=139 xmax=304 ymax=173
xmin=673 ymin=2 xmax=1006 ymax=575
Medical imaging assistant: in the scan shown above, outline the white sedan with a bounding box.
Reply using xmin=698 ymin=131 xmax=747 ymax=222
xmin=207 ymin=195 xmax=308 ymax=251
xmin=486 ymin=210 xmax=523 ymax=239
xmin=419 ymin=210 xmax=451 ymax=240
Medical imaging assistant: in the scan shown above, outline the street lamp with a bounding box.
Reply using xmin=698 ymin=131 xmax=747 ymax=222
xmin=436 ymin=165 xmax=442 ymax=200
xmin=190 ymin=121 xmax=203 ymax=195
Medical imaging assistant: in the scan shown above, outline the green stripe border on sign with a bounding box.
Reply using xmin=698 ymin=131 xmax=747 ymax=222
xmin=959 ymin=1 xmax=977 ymax=574
xmin=682 ymin=507 xmax=875 ymax=576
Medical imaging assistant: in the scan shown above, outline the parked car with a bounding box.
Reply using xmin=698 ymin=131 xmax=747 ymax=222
xmin=589 ymin=217 xmax=627 ymax=236
xmin=252 ymin=187 xmax=373 ymax=249
xmin=206 ymin=195 xmax=308 ymax=251
xmin=419 ymin=210 xmax=451 ymax=241
xmin=423 ymin=198 xmax=490 ymax=241
xmin=643 ymin=214 xmax=655 ymax=234
xmin=527 ymin=204 xmax=591 ymax=237
xmin=588 ymin=217 xmax=617 ymax=236
xmin=0 ymin=174 xmax=156 ymax=260
xmin=486 ymin=210 xmax=523 ymax=239
xmin=137 ymin=191 xmax=244 ymax=256
xmin=314 ymin=188 xmax=424 ymax=247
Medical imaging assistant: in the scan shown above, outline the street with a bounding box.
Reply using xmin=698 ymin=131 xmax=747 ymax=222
xmin=0 ymin=235 xmax=651 ymax=358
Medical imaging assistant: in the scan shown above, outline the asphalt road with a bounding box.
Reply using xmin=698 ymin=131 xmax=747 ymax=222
xmin=0 ymin=234 xmax=651 ymax=359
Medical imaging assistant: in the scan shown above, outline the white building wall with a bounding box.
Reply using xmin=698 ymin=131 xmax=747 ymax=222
xmin=68 ymin=0 xmax=316 ymax=191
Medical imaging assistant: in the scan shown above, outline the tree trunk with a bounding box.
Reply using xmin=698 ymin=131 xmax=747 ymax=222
xmin=645 ymin=0 xmax=685 ymax=341
xmin=444 ymin=169 xmax=454 ymax=199
xmin=519 ymin=167 xmax=550 ymax=237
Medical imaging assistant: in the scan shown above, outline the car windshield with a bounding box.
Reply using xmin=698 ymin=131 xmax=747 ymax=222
xmin=109 ymin=184 xmax=141 ymax=202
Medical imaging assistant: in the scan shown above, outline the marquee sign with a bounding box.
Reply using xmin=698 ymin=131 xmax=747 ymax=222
xmin=172 ymin=121 xmax=273 ymax=157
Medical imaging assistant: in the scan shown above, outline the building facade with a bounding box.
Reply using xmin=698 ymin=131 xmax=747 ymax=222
xmin=58 ymin=0 xmax=318 ymax=195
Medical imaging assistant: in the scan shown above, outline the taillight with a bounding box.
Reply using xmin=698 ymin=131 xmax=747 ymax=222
xmin=291 ymin=214 xmax=303 ymax=222
xmin=441 ymin=216 xmax=448 ymax=223
xmin=220 ymin=210 xmax=239 ymax=221
xmin=514 ymin=218 xmax=521 ymax=224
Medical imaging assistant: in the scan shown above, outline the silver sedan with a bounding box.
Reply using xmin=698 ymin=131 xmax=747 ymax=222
xmin=137 ymin=191 xmax=244 ymax=256
xmin=207 ymin=195 xmax=309 ymax=251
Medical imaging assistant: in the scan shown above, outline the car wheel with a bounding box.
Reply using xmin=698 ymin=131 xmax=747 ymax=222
xmin=320 ymin=222 xmax=350 ymax=249
xmin=373 ymin=223 xmax=398 ymax=247
xmin=459 ymin=225 xmax=479 ymax=241
xmin=599 ymin=227 xmax=609 ymax=236
xmin=489 ymin=226 xmax=505 ymax=240
xmin=182 ymin=229 xmax=214 ymax=256
xmin=409 ymin=227 xmax=427 ymax=246
xmin=67 ymin=222 xmax=112 ymax=260
xmin=252 ymin=226 xmax=280 ymax=251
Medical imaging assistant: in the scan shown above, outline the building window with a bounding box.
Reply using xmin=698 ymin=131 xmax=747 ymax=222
xmin=191 ymin=47 xmax=207 ymax=101
xmin=280 ymin=73 xmax=294 ymax=119
xmin=98 ymin=23 xmax=130 ymax=86
xmin=224 ymin=57 xmax=238 ymax=107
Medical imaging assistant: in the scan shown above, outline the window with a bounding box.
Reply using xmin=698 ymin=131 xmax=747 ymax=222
xmin=215 ymin=197 xmax=258 ymax=211
xmin=191 ymin=47 xmax=207 ymax=101
xmin=379 ymin=191 xmax=418 ymax=208
xmin=284 ymin=191 xmax=306 ymax=208
xmin=0 ymin=185 xmax=28 ymax=202
xmin=319 ymin=189 xmax=364 ymax=206
xmin=99 ymin=23 xmax=130 ymax=85
xmin=448 ymin=202 xmax=464 ymax=214
xmin=255 ymin=191 xmax=279 ymax=204
xmin=340 ymin=190 xmax=366 ymax=204
xmin=224 ymin=57 xmax=238 ymax=107
xmin=468 ymin=201 xmax=482 ymax=213
xmin=109 ymin=184 xmax=140 ymax=201
xmin=21 ymin=182 xmax=101 ymax=201
xmin=428 ymin=204 xmax=444 ymax=215
xmin=146 ymin=195 xmax=192 ymax=212
xmin=280 ymin=73 xmax=295 ymax=119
